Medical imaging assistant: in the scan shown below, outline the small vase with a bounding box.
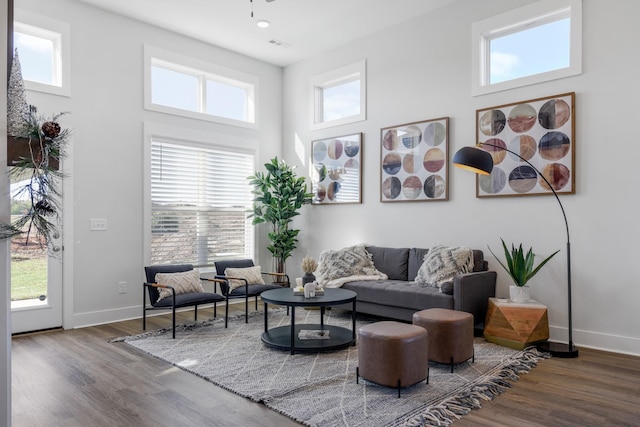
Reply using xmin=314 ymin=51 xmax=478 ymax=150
xmin=302 ymin=272 xmax=316 ymax=285
xmin=509 ymin=285 xmax=530 ymax=303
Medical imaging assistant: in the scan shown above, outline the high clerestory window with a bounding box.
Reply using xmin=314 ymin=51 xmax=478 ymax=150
xmin=13 ymin=9 xmax=71 ymax=96
xmin=310 ymin=60 xmax=366 ymax=129
xmin=472 ymin=0 xmax=582 ymax=95
xmin=144 ymin=46 xmax=257 ymax=128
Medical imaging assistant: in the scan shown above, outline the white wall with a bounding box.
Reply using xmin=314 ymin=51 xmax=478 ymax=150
xmin=283 ymin=0 xmax=640 ymax=356
xmin=17 ymin=0 xmax=283 ymax=327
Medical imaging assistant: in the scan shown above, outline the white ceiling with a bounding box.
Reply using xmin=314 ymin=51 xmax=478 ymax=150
xmin=74 ymin=0 xmax=457 ymax=67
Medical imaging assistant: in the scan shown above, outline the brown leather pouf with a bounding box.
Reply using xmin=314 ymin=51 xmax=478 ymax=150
xmin=357 ymin=321 xmax=429 ymax=397
xmin=412 ymin=308 xmax=474 ymax=373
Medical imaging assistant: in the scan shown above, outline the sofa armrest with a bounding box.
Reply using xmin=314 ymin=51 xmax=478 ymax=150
xmin=453 ymin=271 xmax=497 ymax=328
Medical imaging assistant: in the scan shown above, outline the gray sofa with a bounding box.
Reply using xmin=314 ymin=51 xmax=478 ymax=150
xmin=338 ymin=246 xmax=496 ymax=330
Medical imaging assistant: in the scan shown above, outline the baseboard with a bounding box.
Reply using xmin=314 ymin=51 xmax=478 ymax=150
xmin=69 ymin=300 xmax=246 ymax=330
xmin=549 ymin=325 xmax=640 ymax=357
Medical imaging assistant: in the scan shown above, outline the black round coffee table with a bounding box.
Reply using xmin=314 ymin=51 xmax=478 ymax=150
xmin=260 ymin=287 xmax=357 ymax=354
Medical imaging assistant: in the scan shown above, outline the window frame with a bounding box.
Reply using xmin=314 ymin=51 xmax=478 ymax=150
xmin=144 ymin=45 xmax=258 ymax=129
xmin=471 ymin=0 xmax=582 ymax=96
xmin=143 ymin=122 xmax=258 ymax=268
xmin=14 ymin=9 xmax=71 ymax=97
xmin=310 ymin=60 xmax=366 ymax=130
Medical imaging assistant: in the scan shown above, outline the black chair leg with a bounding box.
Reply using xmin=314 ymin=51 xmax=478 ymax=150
xmin=142 ymin=287 xmax=147 ymax=331
xmin=172 ymin=304 xmax=176 ymax=339
xmin=194 ymin=305 xmax=198 ymax=321
xmin=245 ymin=296 xmax=249 ymax=323
xmin=397 ymin=379 xmax=401 ymax=398
xmin=225 ymin=298 xmax=230 ymax=328
xmin=213 ymin=302 xmax=217 ymax=319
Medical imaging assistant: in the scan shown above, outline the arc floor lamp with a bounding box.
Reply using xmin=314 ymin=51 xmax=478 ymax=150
xmin=453 ymin=143 xmax=579 ymax=358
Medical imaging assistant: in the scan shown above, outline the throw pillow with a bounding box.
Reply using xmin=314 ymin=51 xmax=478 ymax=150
xmin=414 ymin=245 xmax=474 ymax=290
xmin=440 ymin=281 xmax=454 ymax=295
xmin=155 ymin=269 xmax=205 ymax=302
xmin=316 ymin=244 xmax=380 ymax=285
xmin=225 ymin=265 xmax=265 ymax=292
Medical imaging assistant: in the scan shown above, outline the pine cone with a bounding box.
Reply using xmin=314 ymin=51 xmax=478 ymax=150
xmin=42 ymin=121 xmax=61 ymax=138
xmin=34 ymin=200 xmax=55 ymax=215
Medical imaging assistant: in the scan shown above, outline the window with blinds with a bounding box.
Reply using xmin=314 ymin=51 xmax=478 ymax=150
xmin=150 ymin=139 xmax=255 ymax=265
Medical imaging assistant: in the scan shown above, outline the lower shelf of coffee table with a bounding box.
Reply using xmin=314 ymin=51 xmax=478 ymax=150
xmin=261 ymin=323 xmax=355 ymax=353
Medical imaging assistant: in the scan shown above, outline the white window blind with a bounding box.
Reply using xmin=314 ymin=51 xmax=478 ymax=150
xmin=150 ymin=139 xmax=255 ymax=265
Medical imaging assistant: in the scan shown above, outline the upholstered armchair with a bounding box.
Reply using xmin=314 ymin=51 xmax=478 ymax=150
xmin=143 ymin=264 xmax=226 ymax=338
xmin=213 ymin=259 xmax=290 ymax=327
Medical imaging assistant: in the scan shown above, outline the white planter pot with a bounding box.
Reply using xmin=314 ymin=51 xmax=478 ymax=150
xmin=509 ymin=285 xmax=530 ymax=303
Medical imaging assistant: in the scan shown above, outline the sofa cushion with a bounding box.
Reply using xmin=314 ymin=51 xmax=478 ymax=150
xmin=408 ymin=247 xmax=486 ymax=280
xmin=316 ymin=244 xmax=380 ymax=285
xmin=154 ymin=269 xmax=205 ymax=302
xmin=224 ymin=265 xmax=265 ymax=291
xmin=408 ymin=248 xmax=430 ymax=281
xmin=414 ymin=245 xmax=474 ymax=289
xmin=365 ymin=246 xmax=409 ymax=281
xmin=342 ymin=280 xmax=454 ymax=311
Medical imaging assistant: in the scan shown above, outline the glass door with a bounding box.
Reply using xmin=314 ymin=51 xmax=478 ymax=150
xmin=10 ymin=175 xmax=63 ymax=334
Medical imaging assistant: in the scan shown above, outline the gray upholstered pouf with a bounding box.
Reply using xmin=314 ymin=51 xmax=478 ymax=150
xmin=357 ymin=321 xmax=429 ymax=397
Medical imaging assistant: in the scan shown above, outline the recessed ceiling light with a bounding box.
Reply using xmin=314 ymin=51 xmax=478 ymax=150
xmin=256 ymin=20 xmax=270 ymax=28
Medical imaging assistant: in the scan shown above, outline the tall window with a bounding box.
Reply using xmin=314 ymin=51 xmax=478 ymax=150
xmin=145 ymin=46 xmax=257 ymax=128
xmin=13 ymin=9 xmax=70 ymax=96
xmin=472 ymin=0 xmax=582 ymax=95
xmin=149 ymin=140 xmax=255 ymax=265
xmin=311 ymin=60 xmax=366 ymax=129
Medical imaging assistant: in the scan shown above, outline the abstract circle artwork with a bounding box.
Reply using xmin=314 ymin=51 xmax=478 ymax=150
xmin=475 ymin=92 xmax=575 ymax=198
xmin=380 ymin=117 xmax=449 ymax=202
xmin=311 ymin=133 xmax=362 ymax=204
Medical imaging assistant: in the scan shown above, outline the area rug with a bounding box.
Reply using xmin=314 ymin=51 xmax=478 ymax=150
xmin=112 ymin=309 xmax=546 ymax=427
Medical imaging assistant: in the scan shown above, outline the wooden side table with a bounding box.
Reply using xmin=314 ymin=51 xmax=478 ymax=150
xmin=484 ymin=297 xmax=549 ymax=350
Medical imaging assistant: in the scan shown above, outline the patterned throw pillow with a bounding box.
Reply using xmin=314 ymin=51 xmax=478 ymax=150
xmin=225 ymin=265 xmax=265 ymax=291
xmin=415 ymin=245 xmax=474 ymax=290
xmin=316 ymin=244 xmax=379 ymax=285
xmin=155 ymin=269 xmax=205 ymax=302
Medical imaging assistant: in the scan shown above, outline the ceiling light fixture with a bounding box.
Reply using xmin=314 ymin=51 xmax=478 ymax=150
xmin=256 ymin=20 xmax=270 ymax=28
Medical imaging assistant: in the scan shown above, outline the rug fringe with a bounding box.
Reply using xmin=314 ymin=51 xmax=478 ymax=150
xmin=400 ymin=347 xmax=546 ymax=427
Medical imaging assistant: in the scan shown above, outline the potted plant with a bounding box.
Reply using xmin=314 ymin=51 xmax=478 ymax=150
xmin=248 ymin=157 xmax=313 ymax=280
xmin=301 ymin=255 xmax=318 ymax=285
xmin=488 ymin=239 xmax=559 ymax=303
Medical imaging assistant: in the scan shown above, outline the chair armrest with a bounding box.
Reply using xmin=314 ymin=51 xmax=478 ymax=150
xmin=214 ymin=275 xmax=248 ymax=296
xmin=143 ymin=282 xmax=176 ymax=307
xmin=201 ymin=277 xmax=226 ymax=294
xmin=144 ymin=282 xmax=175 ymax=290
xmin=261 ymin=272 xmax=290 ymax=287
xmin=453 ymin=271 xmax=497 ymax=326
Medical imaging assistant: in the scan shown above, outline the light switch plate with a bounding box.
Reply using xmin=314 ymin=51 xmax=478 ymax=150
xmin=90 ymin=218 xmax=108 ymax=231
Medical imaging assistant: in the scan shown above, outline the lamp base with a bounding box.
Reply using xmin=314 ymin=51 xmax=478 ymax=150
xmin=536 ymin=341 xmax=579 ymax=358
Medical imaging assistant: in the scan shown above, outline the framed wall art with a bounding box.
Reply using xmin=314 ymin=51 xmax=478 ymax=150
xmin=476 ymin=92 xmax=575 ymax=198
xmin=311 ymin=133 xmax=362 ymax=204
xmin=380 ymin=117 xmax=449 ymax=202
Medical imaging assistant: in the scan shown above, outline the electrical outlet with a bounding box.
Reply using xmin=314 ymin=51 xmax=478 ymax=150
xmin=118 ymin=281 xmax=126 ymax=294
xmin=91 ymin=218 xmax=108 ymax=231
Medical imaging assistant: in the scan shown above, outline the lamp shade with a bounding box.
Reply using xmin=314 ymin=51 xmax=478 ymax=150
xmin=452 ymin=146 xmax=494 ymax=175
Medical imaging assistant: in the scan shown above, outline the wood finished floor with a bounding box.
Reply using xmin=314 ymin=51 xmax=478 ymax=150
xmin=11 ymin=303 xmax=640 ymax=427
